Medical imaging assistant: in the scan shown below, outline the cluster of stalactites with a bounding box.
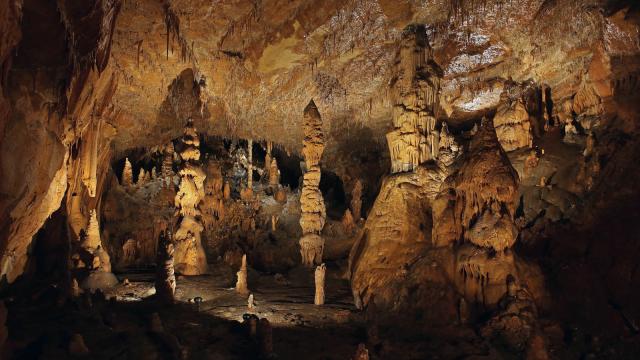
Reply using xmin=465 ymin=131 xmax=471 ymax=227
xmin=387 ymin=24 xmax=443 ymax=174
xmin=299 ymin=100 xmax=326 ymax=267
xmin=454 ymin=118 xmax=520 ymax=252
xmin=173 ymin=119 xmax=208 ymax=275
xmin=80 ymin=118 xmax=101 ymax=197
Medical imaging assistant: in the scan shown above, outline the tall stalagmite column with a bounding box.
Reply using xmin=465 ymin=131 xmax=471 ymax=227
xmin=173 ymin=119 xmax=208 ymax=275
xmin=386 ymin=24 xmax=442 ymax=173
xmin=155 ymin=230 xmax=176 ymax=303
xmin=299 ymin=100 xmax=326 ymax=266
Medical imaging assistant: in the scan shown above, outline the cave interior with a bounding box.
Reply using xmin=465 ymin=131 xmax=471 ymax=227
xmin=1 ymin=0 xmax=640 ymax=359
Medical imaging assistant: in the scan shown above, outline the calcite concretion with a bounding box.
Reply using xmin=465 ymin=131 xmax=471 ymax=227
xmin=122 ymin=158 xmax=133 ymax=186
xmin=80 ymin=119 xmax=101 ymax=198
xmin=454 ymin=117 xmax=520 ymax=252
xmin=155 ymin=230 xmax=176 ymax=303
xmin=386 ymin=24 xmax=442 ymax=174
xmin=173 ymin=120 xmax=208 ymax=275
xmin=268 ymin=158 xmax=280 ymax=189
xmin=235 ymin=254 xmax=249 ymax=295
xmin=299 ymin=100 xmax=326 ymax=266
xmin=493 ymin=94 xmax=532 ymax=152
xmin=314 ymin=263 xmax=326 ymax=305
xmin=81 ymin=210 xmax=118 ymax=291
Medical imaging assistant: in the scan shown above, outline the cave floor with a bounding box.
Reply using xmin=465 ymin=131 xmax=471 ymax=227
xmin=6 ymin=262 xmax=368 ymax=359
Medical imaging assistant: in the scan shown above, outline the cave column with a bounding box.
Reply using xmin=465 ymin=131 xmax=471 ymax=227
xmin=299 ymin=100 xmax=326 ymax=267
xmin=247 ymin=139 xmax=253 ymax=189
xmin=173 ymin=119 xmax=208 ymax=275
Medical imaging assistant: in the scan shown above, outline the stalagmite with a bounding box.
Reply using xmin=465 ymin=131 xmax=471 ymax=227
xmin=137 ymin=168 xmax=146 ymax=185
xmin=155 ymin=230 xmax=176 ymax=303
xmin=122 ymin=158 xmax=133 ymax=186
xmin=299 ymin=100 xmax=326 ymax=266
xmin=173 ymin=119 xmax=208 ymax=275
xmin=236 ymin=254 xmax=249 ymax=295
xmin=81 ymin=210 xmax=118 ymax=291
xmin=265 ymin=141 xmax=273 ymax=176
xmin=268 ymin=158 xmax=280 ymax=189
xmin=386 ymin=24 xmax=442 ymax=174
xmin=314 ymin=263 xmax=326 ymax=305
xmin=248 ymin=294 xmax=255 ymax=310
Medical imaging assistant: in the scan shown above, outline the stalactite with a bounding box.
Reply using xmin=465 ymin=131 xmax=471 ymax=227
xmin=386 ymin=25 xmax=442 ymax=174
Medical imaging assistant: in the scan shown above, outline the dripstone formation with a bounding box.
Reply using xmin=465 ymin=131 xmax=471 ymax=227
xmin=386 ymin=24 xmax=442 ymax=174
xmin=173 ymin=119 xmax=208 ymax=275
xmin=299 ymin=100 xmax=326 ymax=267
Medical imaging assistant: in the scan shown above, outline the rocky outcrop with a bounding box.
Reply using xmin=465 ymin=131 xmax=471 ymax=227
xmin=494 ymin=96 xmax=532 ymax=152
xmin=173 ymin=120 xmax=208 ymax=275
xmin=299 ymin=100 xmax=326 ymax=266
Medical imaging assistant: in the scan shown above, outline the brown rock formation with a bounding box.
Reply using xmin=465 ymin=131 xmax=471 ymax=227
xmin=299 ymin=100 xmax=326 ymax=266
xmin=453 ymin=117 xmax=519 ymax=252
xmin=235 ymin=254 xmax=249 ymax=295
xmin=155 ymin=230 xmax=176 ymax=304
xmin=122 ymin=158 xmax=133 ymax=187
xmin=386 ymin=24 xmax=442 ymax=173
xmin=494 ymin=95 xmax=532 ymax=151
xmin=314 ymin=263 xmax=326 ymax=305
xmin=173 ymin=119 xmax=208 ymax=275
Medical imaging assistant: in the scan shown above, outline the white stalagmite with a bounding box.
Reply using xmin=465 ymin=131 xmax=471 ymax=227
xmin=236 ymin=254 xmax=249 ymax=295
xmin=314 ymin=263 xmax=326 ymax=305
xmin=122 ymin=157 xmax=133 ymax=186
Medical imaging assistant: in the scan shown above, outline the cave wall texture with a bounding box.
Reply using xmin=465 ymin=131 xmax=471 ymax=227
xmin=0 ymin=0 xmax=639 ymax=337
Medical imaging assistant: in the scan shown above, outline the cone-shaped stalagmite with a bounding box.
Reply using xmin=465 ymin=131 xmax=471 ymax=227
xmin=155 ymin=230 xmax=176 ymax=303
xmin=173 ymin=119 xmax=208 ymax=275
xmin=299 ymin=100 xmax=326 ymax=266
xmin=122 ymin=158 xmax=133 ymax=186
xmin=386 ymin=24 xmax=442 ymax=174
xmin=81 ymin=209 xmax=118 ymax=290
xmin=314 ymin=263 xmax=326 ymax=305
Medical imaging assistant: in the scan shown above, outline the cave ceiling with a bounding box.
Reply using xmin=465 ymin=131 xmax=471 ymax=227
xmin=105 ymin=0 xmax=639 ymax=157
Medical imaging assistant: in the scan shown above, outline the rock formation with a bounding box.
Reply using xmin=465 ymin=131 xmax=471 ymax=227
xmin=350 ymin=179 xmax=363 ymax=220
xmin=155 ymin=230 xmax=176 ymax=304
xmin=247 ymin=139 xmax=253 ymax=189
xmin=257 ymin=318 xmax=273 ymax=357
xmin=299 ymin=100 xmax=326 ymax=266
xmin=80 ymin=118 xmax=101 ymax=198
xmin=386 ymin=24 xmax=441 ymax=173
xmin=314 ymin=263 xmax=326 ymax=305
xmin=69 ymin=334 xmax=90 ymax=356
xmin=162 ymin=142 xmax=175 ymax=185
xmin=352 ymin=344 xmax=369 ymax=360
xmin=80 ymin=209 xmax=118 ymax=291
xmin=268 ymin=158 xmax=280 ymax=189
xmin=235 ymin=254 xmax=249 ymax=295
xmin=122 ymin=158 xmax=133 ymax=187
xmin=173 ymin=119 xmax=208 ymax=275
xmin=494 ymin=91 xmax=533 ymax=151
xmin=453 ymin=117 xmax=519 ymax=252
xmin=0 ymin=301 xmax=7 ymax=353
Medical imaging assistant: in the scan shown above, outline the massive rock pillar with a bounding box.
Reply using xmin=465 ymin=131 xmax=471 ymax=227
xmin=155 ymin=230 xmax=176 ymax=303
xmin=173 ymin=119 xmax=208 ymax=275
xmin=386 ymin=24 xmax=441 ymax=173
xmin=299 ymin=100 xmax=326 ymax=267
